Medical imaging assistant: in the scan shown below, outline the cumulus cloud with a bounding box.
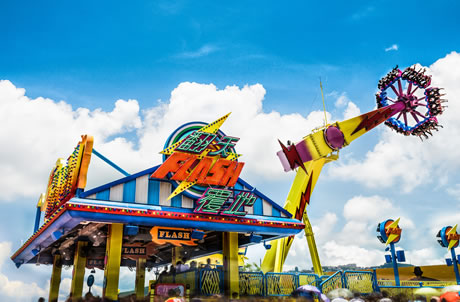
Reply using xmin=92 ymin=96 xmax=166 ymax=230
xmin=0 ymin=80 xmax=336 ymax=202
xmin=284 ymin=195 xmax=439 ymax=269
xmin=0 ymin=241 xmax=47 ymax=301
xmin=329 ymin=52 xmax=460 ymax=194
xmin=331 ymin=91 xmax=361 ymax=120
xmin=0 ymin=80 xmax=142 ymax=201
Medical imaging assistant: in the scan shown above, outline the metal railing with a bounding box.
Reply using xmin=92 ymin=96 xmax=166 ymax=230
xmin=239 ymin=271 xmax=264 ymax=296
xmin=299 ymin=273 xmax=320 ymax=287
xmin=320 ymin=271 xmax=344 ymax=294
xmin=265 ymin=272 xmax=299 ymax=296
xmin=199 ymin=268 xmax=224 ymax=295
xmin=343 ymin=270 xmax=377 ymax=294
xmin=157 ymin=268 xmax=457 ymax=298
xmin=377 ymin=279 xmax=457 ymax=299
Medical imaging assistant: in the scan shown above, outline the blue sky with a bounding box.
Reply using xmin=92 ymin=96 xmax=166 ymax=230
xmin=1 ymin=1 xmax=460 ymax=300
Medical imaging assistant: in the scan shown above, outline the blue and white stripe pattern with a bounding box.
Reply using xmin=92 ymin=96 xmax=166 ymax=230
xmin=80 ymin=165 xmax=291 ymax=219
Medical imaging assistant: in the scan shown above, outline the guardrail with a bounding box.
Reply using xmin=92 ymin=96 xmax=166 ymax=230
xmin=343 ymin=270 xmax=377 ymax=294
xmin=158 ymin=269 xmax=321 ymax=297
xmin=265 ymin=272 xmax=299 ymax=296
xmin=320 ymin=271 xmax=344 ymax=294
xmin=240 ymin=271 xmax=264 ymax=296
xmin=199 ymin=268 xmax=224 ymax=296
xmin=157 ymin=269 xmax=455 ymax=298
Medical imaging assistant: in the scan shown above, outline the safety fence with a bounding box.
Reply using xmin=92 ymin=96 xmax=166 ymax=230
xmin=158 ymin=269 xmax=223 ymax=296
xmin=199 ymin=269 xmax=224 ymax=295
xmin=343 ymin=271 xmax=377 ymax=295
xmin=299 ymin=273 xmax=321 ymax=287
xmin=158 ymin=269 xmax=455 ymax=297
xmin=265 ymin=272 xmax=299 ymax=296
xmin=158 ymin=269 xmax=322 ymax=297
xmin=319 ymin=270 xmax=379 ymax=295
xmin=239 ymin=271 xmax=264 ymax=296
xmin=377 ymin=280 xmax=457 ymax=299
xmin=320 ymin=271 xmax=344 ymax=294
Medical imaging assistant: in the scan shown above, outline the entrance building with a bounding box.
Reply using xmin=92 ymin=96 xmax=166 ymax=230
xmin=11 ymin=115 xmax=304 ymax=301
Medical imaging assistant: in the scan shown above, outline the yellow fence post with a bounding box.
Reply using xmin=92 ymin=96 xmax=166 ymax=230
xmin=223 ymin=232 xmax=239 ymax=298
xmin=48 ymin=254 xmax=62 ymax=302
xmin=135 ymin=258 xmax=146 ymax=300
xmin=103 ymin=223 xmax=123 ymax=301
xmin=70 ymin=241 xmax=88 ymax=300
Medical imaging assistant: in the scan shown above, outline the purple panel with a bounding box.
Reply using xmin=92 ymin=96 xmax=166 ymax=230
xmin=276 ymin=150 xmax=292 ymax=172
xmin=295 ymin=140 xmax=312 ymax=163
xmin=324 ymin=126 xmax=345 ymax=150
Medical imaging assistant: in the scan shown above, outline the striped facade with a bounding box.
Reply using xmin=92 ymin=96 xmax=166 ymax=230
xmin=81 ymin=166 xmax=291 ymax=219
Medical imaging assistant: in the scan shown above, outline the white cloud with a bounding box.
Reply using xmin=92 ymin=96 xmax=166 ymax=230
xmin=0 ymin=80 xmax=338 ymax=202
xmin=329 ymin=52 xmax=460 ymax=194
xmin=284 ymin=195 xmax=436 ymax=269
xmin=343 ymin=101 xmax=361 ymax=120
xmin=0 ymin=79 xmax=142 ymax=201
xmin=334 ymin=93 xmax=349 ymax=107
xmin=332 ymin=92 xmax=361 ymax=120
xmin=322 ymin=241 xmax=382 ymax=267
xmin=385 ymin=44 xmax=399 ymax=52
xmin=447 ymin=183 xmax=460 ymax=201
xmin=176 ymin=44 xmax=219 ymax=58
xmin=0 ymin=241 xmax=47 ymax=301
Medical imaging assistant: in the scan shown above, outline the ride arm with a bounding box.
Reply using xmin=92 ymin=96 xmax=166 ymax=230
xmin=262 ymin=103 xmax=405 ymax=273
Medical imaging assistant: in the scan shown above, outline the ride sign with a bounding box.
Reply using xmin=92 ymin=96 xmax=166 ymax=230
xmin=194 ymin=188 xmax=256 ymax=216
xmin=150 ymin=113 xmax=245 ymax=200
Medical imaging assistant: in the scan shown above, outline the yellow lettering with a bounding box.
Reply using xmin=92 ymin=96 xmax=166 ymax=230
xmin=165 ymin=231 xmax=171 ymax=238
xmin=159 ymin=231 xmax=165 ymax=238
xmin=184 ymin=233 xmax=190 ymax=239
xmin=172 ymin=232 xmax=177 ymax=238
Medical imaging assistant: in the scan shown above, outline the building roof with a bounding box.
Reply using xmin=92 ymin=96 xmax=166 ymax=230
xmin=11 ymin=165 xmax=303 ymax=267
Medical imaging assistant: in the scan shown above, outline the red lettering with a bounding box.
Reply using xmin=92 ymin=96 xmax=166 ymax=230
xmin=219 ymin=161 xmax=244 ymax=186
xmin=186 ymin=157 xmax=213 ymax=183
xmin=171 ymin=156 xmax=198 ymax=181
xmin=204 ymin=159 xmax=232 ymax=186
xmin=150 ymin=153 xmax=197 ymax=179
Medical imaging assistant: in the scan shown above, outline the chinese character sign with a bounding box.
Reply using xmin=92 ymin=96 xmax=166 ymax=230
xmin=176 ymin=131 xmax=217 ymax=154
xmin=150 ymin=113 xmax=245 ymax=200
xmin=194 ymin=188 xmax=256 ymax=216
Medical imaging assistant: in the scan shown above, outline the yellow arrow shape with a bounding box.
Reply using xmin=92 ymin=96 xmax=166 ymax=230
xmin=164 ymin=114 xmax=234 ymax=200
xmin=160 ymin=113 xmax=231 ymax=155
xmin=385 ymin=218 xmax=401 ymax=246
xmin=447 ymin=224 xmax=458 ymax=250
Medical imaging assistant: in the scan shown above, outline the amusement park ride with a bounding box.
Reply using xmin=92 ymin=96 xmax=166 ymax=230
xmin=261 ymin=65 xmax=448 ymax=274
xmin=10 ymin=65 xmax=451 ymax=300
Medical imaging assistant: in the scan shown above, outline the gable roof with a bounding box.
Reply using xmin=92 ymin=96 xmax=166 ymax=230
xmin=80 ymin=165 xmax=292 ymax=218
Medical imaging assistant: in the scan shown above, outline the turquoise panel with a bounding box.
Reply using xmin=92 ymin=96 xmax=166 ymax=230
xmin=96 ymin=189 xmax=110 ymax=201
xmin=272 ymin=207 xmax=281 ymax=217
xmin=171 ymin=188 xmax=182 ymax=208
xmin=123 ymin=179 xmax=136 ymax=203
xmin=253 ymin=198 xmax=263 ymax=215
xmin=148 ymin=180 xmax=160 ymax=205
